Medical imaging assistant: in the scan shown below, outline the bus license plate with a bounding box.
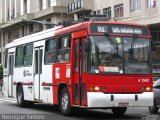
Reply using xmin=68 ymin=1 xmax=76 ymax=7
xmin=118 ymin=102 xmax=129 ymax=107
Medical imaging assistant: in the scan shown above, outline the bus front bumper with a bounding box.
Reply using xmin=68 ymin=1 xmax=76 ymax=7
xmin=87 ymin=92 xmax=153 ymax=108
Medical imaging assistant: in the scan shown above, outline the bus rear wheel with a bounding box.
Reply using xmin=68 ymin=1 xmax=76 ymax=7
xmin=60 ymin=87 xmax=71 ymax=115
xmin=17 ymin=85 xmax=27 ymax=107
xmin=111 ymin=107 xmax=127 ymax=116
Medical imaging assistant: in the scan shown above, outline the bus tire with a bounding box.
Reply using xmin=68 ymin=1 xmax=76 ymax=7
xmin=149 ymin=100 xmax=159 ymax=113
xmin=111 ymin=107 xmax=127 ymax=116
xmin=17 ymin=85 xmax=27 ymax=107
xmin=26 ymin=101 xmax=34 ymax=107
xmin=60 ymin=87 xmax=71 ymax=115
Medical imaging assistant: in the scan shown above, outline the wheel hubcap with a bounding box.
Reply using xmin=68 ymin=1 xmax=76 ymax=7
xmin=62 ymin=93 xmax=69 ymax=110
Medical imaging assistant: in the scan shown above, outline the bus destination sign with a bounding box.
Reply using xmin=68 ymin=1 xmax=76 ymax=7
xmin=112 ymin=27 xmax=142 ymax=34
xmin=90 ymin=23 xmax=149 ymax=36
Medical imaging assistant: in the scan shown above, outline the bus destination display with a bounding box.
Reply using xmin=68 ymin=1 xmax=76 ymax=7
xmin=90 ymin=23 xmax=149 ymax=36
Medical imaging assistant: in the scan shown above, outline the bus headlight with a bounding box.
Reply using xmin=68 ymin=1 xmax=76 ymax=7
xmin=94 ymin=86 xmax=100 ymax=91
xmin=146 ymin=87 xmax=151 ymax=91
xmin=89 ymin=86 xmax=106 ymax=91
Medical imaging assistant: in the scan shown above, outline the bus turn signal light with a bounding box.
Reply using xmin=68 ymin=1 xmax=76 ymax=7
xmin=89 ymin=86 xmax=94 ymax=91
xmin=141 ymin=87 xmax=145 ymax=91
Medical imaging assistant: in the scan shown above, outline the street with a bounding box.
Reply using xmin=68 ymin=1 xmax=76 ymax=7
xmin=0 ymin=94 xmax=156 ymax=120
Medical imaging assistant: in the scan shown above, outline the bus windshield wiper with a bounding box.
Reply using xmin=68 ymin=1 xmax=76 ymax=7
xmin=130 ymin=35 xmax=138 ymax=60
xmin=104 ymin=33 xmax=118 ymax=51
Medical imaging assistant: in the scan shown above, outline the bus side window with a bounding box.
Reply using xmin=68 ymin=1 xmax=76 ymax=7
xmin=24 ymin=44 xmax=33 ymax=66
xmin=44 ymin=38 xmax=57 ymax=64
xmin=4 ymin=49 xmax=8 ymax=68
xmin=58 ymin=35 xmax=71 ymax=62
xmin=15 ymin=46 xmax=23 ymax=67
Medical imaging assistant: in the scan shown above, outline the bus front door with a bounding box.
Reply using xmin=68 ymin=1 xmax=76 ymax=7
xmin=8 ymin=53 xmax=14 ymax=97
xmin=34 ymin=47 xmax=43 ymax=100
xmin=73 ymin=38 xmax=87 ymax=106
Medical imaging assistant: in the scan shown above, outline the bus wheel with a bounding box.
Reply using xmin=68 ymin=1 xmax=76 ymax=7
xmin=111 ymin=107 xmax=127 ymax=116
xmin=149 ymin=100 xmax=159 ymax=113
xmin=17 ymin=85 xmax=26 ymax=107
xmin=60 ymin=87 xmax=71 ymax=115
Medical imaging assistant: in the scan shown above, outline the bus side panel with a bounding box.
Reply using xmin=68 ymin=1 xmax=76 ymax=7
xmin=52 ymin=63 xmax=73 ymax=105
xmin=41 ymin=64 xmax=53 ymax=104
xmin=13 ymin=83 xmax=16 ymax=99
xmin=14 ymin=67 xmax=34 ymax=101
xmin=3 ymin=71 xmax=8 ymax=97
xmin=23 ymin=67 xmax=34 ymax=101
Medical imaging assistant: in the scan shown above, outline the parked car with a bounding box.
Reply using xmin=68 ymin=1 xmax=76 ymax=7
xmin=149 ymin=79 xmax=160 ymax=113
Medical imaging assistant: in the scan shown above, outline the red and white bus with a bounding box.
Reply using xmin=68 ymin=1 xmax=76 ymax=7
xmin=3 ymin=18 xmax=153 ymax=115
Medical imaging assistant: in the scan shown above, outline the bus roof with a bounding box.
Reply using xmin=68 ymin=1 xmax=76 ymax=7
xmin=5 ymin=21 xmax=148 ymax=49
xmin=5 ymin=25 xmax=63 ymax=49
xmin=54 ymin=21 xmax=147 ymax=36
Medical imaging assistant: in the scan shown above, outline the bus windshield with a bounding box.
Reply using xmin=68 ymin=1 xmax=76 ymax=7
xmin=89 ymin=35 xmax=151 ymax=74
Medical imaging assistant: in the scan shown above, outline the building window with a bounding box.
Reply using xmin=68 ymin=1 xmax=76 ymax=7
xmin=47 ymin=0 xmax=51 ymax=7
xmin=130 ymin=0 xmax=141 ymax=12
xmin=29 ymin=24 xmax=33 ymax=33
xmin=8 ymin=32 xmax=11 ymax=43
xmin=7 ymin=7 xmax=10 ymax=21
xmin=45 ymin=38 xmax=57 ymax=64
xmin=24 ymin=44 xmax=33 ymax=66
xmin=11 ymin=0 xmax=15 ymax=19
xmin=103 ymin=7 xmax=111 ymax=19
xmin=46 ymin=18 xmax=52 ymax=29
xmin=39 ymin=0 xmax=43 ymax=10
xmin=114 ymin=4 xmax=123 ymax=18
xmin=11 ymin=8 xmax=15 ymax=19
xmin=147 ymin=0 xmax=157 ymax=8
xmin=78 ymin=14 xmax=83 ymax=21
xmin=24 ymin=0 xmax=27 ymax=14
xmin=38 ymin=24 xmax=43 ymax=31
xmin=22 ymin=26 xmax=25 ymax=37
xmin=68 ymin=0 xmax=83 ymax=12
xmin=93 ymin=11 xmax=96 ymax=15
xmin=97 ymin=10 xmax=101 ymax=15
xmin=68 ymin=4 xmax=72 ymax=12
xmin=15 ymin=46 xmax=23 ymax=67
xmin=4 ymin=50 xmax=8 ymax=68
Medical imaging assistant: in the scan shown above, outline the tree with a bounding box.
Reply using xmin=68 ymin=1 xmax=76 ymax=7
xmin=0 ymin=65 xmax=3 ymax=79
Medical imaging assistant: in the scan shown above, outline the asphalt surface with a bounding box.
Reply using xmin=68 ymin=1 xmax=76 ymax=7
xmin=0 ymin=93 xmax=159 ymax=120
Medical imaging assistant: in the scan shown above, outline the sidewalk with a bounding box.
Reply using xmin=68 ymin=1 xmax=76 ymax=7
xmin=0 ymin=91 xmax=3 ymax=96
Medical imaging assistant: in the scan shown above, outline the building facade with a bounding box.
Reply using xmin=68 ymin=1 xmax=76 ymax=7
xmin=0 ymin=0 xmax=160 ymax=64
xmin=68 ymin=0 xmax=160 ymax=41
xmin=0 ymin=0 xmax=73 ymax=64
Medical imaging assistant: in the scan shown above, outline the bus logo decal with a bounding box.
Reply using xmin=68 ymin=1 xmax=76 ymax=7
xmin=66 ymin=66 xmax=71 ymax=78
xmin=55 ymin=68 xmax=60 ymax=79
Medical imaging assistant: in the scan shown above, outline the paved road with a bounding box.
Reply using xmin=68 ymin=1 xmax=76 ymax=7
xmin=0 ymin=94 xmax=159 ymax=120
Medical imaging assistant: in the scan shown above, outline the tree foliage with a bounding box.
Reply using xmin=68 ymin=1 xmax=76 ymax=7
xmin=0 ymin=65 xmax=3 ymax=79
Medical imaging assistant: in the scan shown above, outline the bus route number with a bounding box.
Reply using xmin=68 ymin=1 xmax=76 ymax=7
xmin=138 ymin=78 xmax=149 ymax=83
xmin=97 ymin=26 xmax=105 ymax=32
